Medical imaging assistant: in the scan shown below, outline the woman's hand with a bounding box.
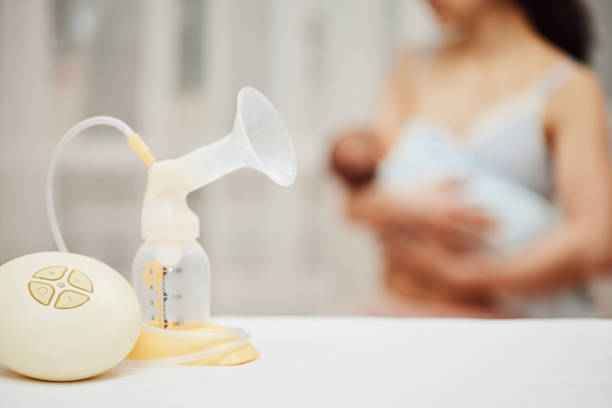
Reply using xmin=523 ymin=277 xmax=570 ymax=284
xmin=351 ymin=180 xmax=495 ymax=252
xmin=403 ymin=180 xmax=496 ymax=252
xmin=379 ymin=228 xmax=499 ymax=299
xmin=347 ymin=180 xmax=496 ymax=252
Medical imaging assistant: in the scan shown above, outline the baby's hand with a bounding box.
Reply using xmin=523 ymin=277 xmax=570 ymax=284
xmin=330 ymin=130 xmax=380 ymax=187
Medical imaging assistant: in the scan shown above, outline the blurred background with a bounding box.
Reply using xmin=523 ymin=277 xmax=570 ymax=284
xmin=1 ymin=0 xmax=611 ymax=316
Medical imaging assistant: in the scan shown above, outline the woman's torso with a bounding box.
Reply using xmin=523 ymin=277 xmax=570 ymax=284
xmin=377 ymin=46 xmax=593 ymax=317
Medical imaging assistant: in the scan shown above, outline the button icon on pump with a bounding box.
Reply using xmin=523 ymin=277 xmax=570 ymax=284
xmin=28 ymin=281 xmax=55 ymax=306
xmin=55 ymin=290 xmax=89 ymax=309
xmin=33 ymin=266 xmax=67 ymax=281
xmin=68 ymin=270 xmax=93 ymax=293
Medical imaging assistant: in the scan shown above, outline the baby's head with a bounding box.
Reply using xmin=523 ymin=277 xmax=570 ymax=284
xmin=330 ymin=129 xmax=380 ymax=187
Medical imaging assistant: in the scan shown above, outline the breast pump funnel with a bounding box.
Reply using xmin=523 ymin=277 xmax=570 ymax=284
xmin=181 ymin=86 xmax=297 ymax=191
xmin=141 ymin=86 xmax=297 ymax=242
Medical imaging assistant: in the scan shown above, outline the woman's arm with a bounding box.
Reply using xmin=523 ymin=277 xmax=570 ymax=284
xmin=411 ymin=68 xmax=612 ymax=296
xmin=330 ymin=52 xmax=414 ymax=188
xmin=347 ymin=182 xmax=494 ymax=251
xmin=342 ymin=49 xmax=494 ymax=237
xmin=372 ymin=49 xmax=414 ymax=151
xmin=485 ymin=69 xmax=612 ymax=293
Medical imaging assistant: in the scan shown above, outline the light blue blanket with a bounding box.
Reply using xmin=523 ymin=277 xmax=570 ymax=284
xmin=378 ymin=129 xmax=560 ymax=254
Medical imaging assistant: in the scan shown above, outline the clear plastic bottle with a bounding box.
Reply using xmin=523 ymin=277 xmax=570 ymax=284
xmin=131 ymin=239 xmax=210 ymax=327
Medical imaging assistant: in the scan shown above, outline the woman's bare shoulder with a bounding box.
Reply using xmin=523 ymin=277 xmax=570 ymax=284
xmin=389 ymin=47 xmax=415 ymax=77
xmin=391 ymin=44 xmax=441 ymax=72
xmin=537 ymin=38 xmax=603 ymax=97
xmin=566 ymin=64 xmax=604 ymax=98
xmin=551 ymin=64 xmax=605 ymax=113
xmin=546 ymin=62 xmax=608 ymax=139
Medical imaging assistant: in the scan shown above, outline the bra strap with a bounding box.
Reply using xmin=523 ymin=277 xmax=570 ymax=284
xmin=535 ymin=59 xmax=578 ymax=98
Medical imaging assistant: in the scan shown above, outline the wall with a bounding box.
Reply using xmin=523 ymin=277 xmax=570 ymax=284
xmin=0 ymin=0 xmax=610 ymax=315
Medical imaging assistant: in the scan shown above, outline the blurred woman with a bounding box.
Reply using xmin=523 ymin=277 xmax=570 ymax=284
xmin=332 ymin=0 xmax=612 ymax=317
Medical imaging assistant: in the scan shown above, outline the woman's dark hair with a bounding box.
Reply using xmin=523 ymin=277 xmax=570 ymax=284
xmin=512 ymin=0 xmax=594 ymax=63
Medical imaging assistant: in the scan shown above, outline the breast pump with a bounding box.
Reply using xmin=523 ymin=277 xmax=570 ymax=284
xmin=46 ymin=87 xmax=297 ymax=365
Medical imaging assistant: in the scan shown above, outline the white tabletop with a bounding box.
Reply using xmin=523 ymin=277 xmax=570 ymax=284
xmin=1 ymin=317 xmax=612 ymax=407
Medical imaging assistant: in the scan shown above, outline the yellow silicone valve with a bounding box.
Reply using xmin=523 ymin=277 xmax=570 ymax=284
xmin=125 ymin=321 xmax=260 ymax=366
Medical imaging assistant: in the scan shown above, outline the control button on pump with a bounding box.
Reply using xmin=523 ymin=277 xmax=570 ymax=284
xmin=33 ymin=266 xmax=67 ymax=281
xmin=54 ymin=290 xmax=90 ymax=309
xmin=28 ymin=281 xmax=55 ymax=306
xmin=68 ymin=269 xmax=93 ymax=293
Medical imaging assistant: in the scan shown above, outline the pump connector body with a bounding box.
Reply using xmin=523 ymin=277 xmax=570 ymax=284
xmin=142 ymin=159 xmax=200 ymax=242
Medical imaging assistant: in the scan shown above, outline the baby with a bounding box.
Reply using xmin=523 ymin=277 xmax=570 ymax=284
xmin=331 ymin=128 xmax=560 ymax=254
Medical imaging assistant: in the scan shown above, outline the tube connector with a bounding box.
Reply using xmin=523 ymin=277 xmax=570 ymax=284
xmin=128 ymin=134 xmax=156 ymax=168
